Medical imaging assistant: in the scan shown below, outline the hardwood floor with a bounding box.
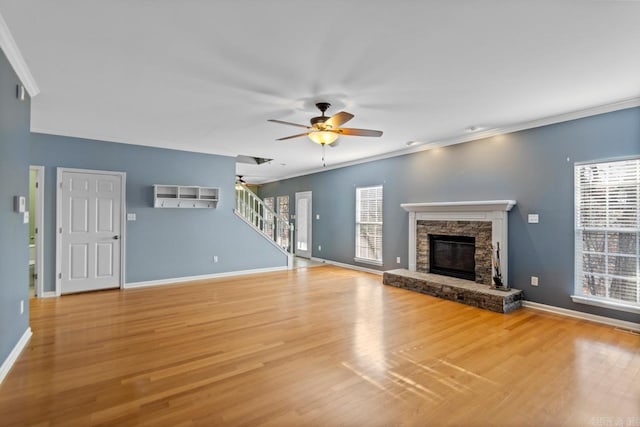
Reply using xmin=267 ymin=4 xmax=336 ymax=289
xmin=1 ymin=265 xmax=639 ymax=426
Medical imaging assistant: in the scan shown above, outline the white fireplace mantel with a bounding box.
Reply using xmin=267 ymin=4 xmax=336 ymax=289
xmin=402 ymin=200 xmax=517 ymax=286
xmin=401 ymin=200 xmax=516 ymax=213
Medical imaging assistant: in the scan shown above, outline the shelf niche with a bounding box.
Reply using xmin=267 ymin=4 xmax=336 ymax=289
xmin=153 ymin=185 xmax=219 ymax=208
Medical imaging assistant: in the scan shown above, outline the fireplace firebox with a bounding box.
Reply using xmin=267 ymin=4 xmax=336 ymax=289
xmin=429 ymin=234 xmax=476 ymax=281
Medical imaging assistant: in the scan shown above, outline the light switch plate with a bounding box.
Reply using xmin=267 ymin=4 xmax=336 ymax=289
xmin=316 ymin=214 xmax=320 ymax=220
xmin=528 ymin=214 xmax=539 ymax=224
xmin=127 ymin=213 xmax=137 ymax=221
xmin=531 ymin=276 xmax=539 ymax=286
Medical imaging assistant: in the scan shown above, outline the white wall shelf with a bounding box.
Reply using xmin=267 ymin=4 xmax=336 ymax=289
xmin=153 ymin=185 xmax=219 ymax=208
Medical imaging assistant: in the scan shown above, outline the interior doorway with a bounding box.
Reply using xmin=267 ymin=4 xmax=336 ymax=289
xmin=29 ymin=166 xmax=44 ymax=297
xmin=295 ymin=191 xmax=312 ymax=259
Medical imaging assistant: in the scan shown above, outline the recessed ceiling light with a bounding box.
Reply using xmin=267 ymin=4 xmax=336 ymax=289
xmin=406 ymin=140 xmax=423 ymax=146
xmin=466 ymin=126 xmax=485 ymax=132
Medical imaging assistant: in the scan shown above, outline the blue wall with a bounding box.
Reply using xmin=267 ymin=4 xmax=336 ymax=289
xmin=30 ymin=134 xmax=288 ymax=291
xmin=259 ymin=107 xmax=640 ymax=323
xmin=0 ymin=50 xmax=31 ymax=363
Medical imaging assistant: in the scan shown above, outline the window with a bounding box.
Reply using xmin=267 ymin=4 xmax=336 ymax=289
xmin=574 ymin=158 xmax=640 ymax=313
xmin=276 ymin=195 xmax=289 ymax=249
xmin=355 ymin=185 xmax=383 ymax=265
xmin=264 ymin=197 xmax=274 ymax=240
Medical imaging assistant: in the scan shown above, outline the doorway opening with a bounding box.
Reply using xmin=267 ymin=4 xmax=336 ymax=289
xmin=295 ymin=191 xmax=312 ymax=259
xmin=29 ymin=166 xmax=44 ymax=297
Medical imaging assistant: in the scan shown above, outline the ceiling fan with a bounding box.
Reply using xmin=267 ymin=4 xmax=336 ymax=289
xmin=268 ymin=102 xmax=383 ymax=147
xmin=236 ymin=175 xmax=247 ymax=185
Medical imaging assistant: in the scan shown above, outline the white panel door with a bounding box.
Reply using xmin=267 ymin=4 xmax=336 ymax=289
xmin=295 ymin=191 xmax=312 ymax=258
xmin=60 ymin=170 xmax=122 ymax=294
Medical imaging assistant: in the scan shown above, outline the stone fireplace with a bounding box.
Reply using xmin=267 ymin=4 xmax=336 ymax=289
xmin=403 ymin=200 xmax=516 ymax=287
xmin=383 ymin=200 xmax=522 ymax=313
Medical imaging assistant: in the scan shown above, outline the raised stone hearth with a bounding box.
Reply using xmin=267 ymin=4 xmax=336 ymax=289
xmin=383 ymin=269 xmax=523 ymax=313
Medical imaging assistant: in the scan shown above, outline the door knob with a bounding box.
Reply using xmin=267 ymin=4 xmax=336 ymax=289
xmin=113 ymin=235 xmax=119 ymax=240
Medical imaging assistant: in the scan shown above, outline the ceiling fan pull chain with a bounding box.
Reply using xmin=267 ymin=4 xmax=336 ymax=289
xmin=322 ymin=144 xmax=326 ymax=167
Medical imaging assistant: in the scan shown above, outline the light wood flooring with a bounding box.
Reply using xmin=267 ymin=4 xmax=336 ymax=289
xmin=1 ymin=265 xmax=639 ymax=426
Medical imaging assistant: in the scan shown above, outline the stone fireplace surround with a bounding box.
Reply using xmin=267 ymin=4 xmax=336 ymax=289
xmin=383 ymin=200 xmax=523 ymax=313
xmin=418 ymin=220 xmax=492 ymax=285
xmin=404 ymin=200 xmax=516 ymax=287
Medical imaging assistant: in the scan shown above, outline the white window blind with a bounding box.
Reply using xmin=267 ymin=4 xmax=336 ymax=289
xmin=356 ymin=185 xmax=383 ymax=264
xmin=575 ymin=158 xmax=640 ymax=310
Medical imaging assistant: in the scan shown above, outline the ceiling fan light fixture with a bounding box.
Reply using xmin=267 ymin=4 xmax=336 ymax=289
xmin=308 ymin=130 xmax=338 ymax=145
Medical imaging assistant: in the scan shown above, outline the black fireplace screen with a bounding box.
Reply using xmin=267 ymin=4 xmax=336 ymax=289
xmin=429 ymin=234 xmax=476 ymax=281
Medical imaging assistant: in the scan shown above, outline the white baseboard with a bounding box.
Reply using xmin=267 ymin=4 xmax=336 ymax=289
xmin=124 ymin=266 xmax=289 ymax=289
xmin=311 ymin=257 xmax=383 ymax=276
xmin=0 ymin=327 xmax=32 ymax=384
xmin=523 ymin=301 xmax=640 ymax=332
xmin=40 ymin=291 xmax=57 ymax=298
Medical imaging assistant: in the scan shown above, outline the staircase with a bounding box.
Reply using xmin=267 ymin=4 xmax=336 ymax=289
xmin=234 ymin=184 xmax=293 ymax=267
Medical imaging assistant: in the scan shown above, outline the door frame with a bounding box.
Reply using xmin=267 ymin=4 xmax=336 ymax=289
xmin=30 ymin=165 xmax=45 ymax=297
xmin=55 ymin=167 xmax=127 ymax=296
xmin=294 ymin=191 xmax=312 ymax=258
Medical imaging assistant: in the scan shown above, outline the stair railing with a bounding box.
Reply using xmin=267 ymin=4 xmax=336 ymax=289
xmin=235 ymin=184 xmax=292 ymax=252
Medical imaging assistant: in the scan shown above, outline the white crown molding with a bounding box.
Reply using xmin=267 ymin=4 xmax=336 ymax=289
xmin=259 ymin=96 xmax=640 ymax=185
xmin=0 ymin=12 xmax=39 ymax=97
xmin=0 ymin=327 xmax=32 ymax=384
xmin=523 ymin=301 xmax=640 ymax=333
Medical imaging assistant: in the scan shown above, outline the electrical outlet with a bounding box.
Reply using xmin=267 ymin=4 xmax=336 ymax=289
xmin=318 ymin=245 xmax=322 ymax=251
xmin=528 ymin=214 xmax=539 ymax=224
xmin=127 ymin=213 xmax=137 ymax=221
xmin=213 ymin=255 xmax=219 ymax=263
xmin=531 ymin=276 xmax=539 ymax=286
xmin=396 ymin=257 xmax=401 ymax=264
xmin=20 ymin=300 xmax=24 ymax=314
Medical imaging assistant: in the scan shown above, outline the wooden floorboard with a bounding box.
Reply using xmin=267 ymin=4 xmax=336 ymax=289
xmin=1 ymin=265 xmax=639 ymax=426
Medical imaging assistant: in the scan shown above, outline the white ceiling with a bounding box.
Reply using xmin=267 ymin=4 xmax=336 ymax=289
xmin=1 ymin=1 xmax=639 ymax=183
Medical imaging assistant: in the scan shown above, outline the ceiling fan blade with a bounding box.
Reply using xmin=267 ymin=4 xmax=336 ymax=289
xmin=324 ymin=111 xmax=354 ymax=129
xmin=337 ymin=128 xmax=383 ymax=137
xmin=268 ymin=119 xmax=310 ymax=129
xmin=276 ymin=132 xmax=309 ymax=141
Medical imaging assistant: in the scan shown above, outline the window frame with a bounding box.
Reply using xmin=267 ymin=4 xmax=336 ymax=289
xmin=572 ymin=156 xmax=640 ymax=314
xmin=354 ymin=185 xmax=383 ymax=266
xmin=276 ymin=195 xmax=290 ymax=250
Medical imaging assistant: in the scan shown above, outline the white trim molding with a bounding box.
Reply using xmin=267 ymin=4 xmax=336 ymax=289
xmin=259 ymin=97 xmax=640 ymax=185
xmin=570 ymin=295 xmax=640 ymax=315
xmin=124 ymin=266 xmax=289 ymax=289
xmin=40 ymin=292 xmax=57 ymax=298
xmin=0 ymin=12 xmax=40 ymax=97
xmin=0 ymin=327 xmax=32 ymax=384
xmin=401 ymin=200 xmax=516 ymax=286
xmin=523 ymin=301 xmax=640 ymax=333
xmin=311 ymin=257 xmax=383 ymax=276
